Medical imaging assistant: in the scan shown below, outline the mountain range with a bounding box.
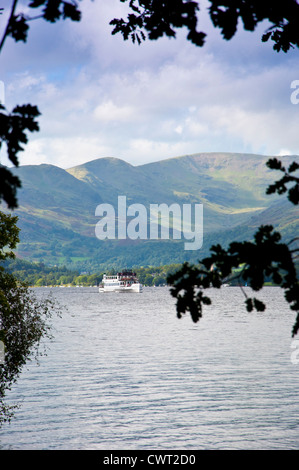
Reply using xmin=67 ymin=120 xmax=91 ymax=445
xmin=1 ymin=152 xmax=298 ymax=271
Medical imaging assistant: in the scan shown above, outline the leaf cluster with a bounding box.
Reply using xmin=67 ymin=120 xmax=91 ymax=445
xmin=0 ymin=269 xmax=59 ymax=424
xmin=0 ymin=104 xmax=40 ymax=209
xmin=110 ymin=0 xmax=206 ymax=46
xmin=111 ymin=0 xmax=299 ymax=52
xmin=266 ymin=157 xmax=299 ymax=205
xmin=0 ymin=212 xmax=20 ymax=261
xmin=168 ymin=230 xmax=299 ymax=335
xmin=209 ymin=0 xmax=299 ymax=52
xmin=0 ymin=212 xmax=61 ymax=425
xmin=29 ymin=0 xmax=81 ymax=23
xmin=1 ymin=1 xmax=81 ymax=46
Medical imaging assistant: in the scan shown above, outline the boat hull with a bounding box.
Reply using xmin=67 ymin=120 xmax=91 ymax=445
xmin=99 ymin=283 xmax=142 ymax=293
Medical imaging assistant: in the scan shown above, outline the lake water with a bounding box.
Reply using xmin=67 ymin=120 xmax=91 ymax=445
xmin=0 ymin=286 xmax=298 ymax=450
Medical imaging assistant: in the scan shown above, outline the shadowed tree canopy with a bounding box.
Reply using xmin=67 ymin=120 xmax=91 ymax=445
xmin=110 ymin=0 xmax=299 ymax=52
xmin=0 ymin=212 xmax=60 ymax=424
xmin=0 ymin=104 xmax=40 ymax=208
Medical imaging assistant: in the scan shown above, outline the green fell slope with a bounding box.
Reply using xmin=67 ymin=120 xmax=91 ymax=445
xmin=1 ymin=152 xmax=297 ymax=271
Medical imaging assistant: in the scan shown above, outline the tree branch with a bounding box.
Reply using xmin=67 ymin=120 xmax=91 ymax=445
xmin=0 ymin=0 xmax=19 ymax=53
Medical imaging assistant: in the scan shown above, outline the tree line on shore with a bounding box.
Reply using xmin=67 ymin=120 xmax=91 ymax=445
xmin=2 ymin=258 xmax=183 ymax=287
xmin=4 ymin=257 xmax=295 ymax=289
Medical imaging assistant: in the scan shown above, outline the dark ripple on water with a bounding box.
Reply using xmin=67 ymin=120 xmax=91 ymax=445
xmin=0 ymin=286 xmax=298 ymax=450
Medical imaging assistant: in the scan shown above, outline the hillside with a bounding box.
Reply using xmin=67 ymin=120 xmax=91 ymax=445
xmin=1 ymin=152 xmax=297 ymax=271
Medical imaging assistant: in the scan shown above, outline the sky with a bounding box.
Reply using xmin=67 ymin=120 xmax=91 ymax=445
xmin=1 ymin=0 xmax=299 ymax=169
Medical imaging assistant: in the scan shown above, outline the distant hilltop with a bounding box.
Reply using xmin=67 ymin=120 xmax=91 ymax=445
xmin=2 ymin=152 xmax=298 ymax=271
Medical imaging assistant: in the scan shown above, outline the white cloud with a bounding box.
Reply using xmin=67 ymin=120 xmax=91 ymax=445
xmin=19 ymin=136 xmax=111 ymax=169
xmin=175 ymin=125 xmax=183 ymax=135
xmin=93 ymin=100 xmax=135 ymax=122
xmin=278 ymin=149 xmax=292 ymax=156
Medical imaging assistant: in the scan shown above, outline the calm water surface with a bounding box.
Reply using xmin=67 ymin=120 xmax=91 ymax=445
xmin=0 ymin=286 xmax=298 ymax=450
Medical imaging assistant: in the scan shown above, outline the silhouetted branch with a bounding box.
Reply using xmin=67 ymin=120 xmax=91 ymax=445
xmin=168 ymin=225 xmax=299 ymax=337
xmin=0 ymin=1 xmax=81 ymax=53
xmin=266 ymin=158 xmax=299 ymax=204
xmin=0 ymin=103 xmax=41 ymax=208
xmin=0 ymin=0 xmax=18 ymax=53
xmin=111 ymin=0 xmax=299 ymax=52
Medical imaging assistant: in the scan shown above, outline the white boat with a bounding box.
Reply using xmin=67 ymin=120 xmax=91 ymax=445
xmin=99 ymin=270 xmax=142 ymax=293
